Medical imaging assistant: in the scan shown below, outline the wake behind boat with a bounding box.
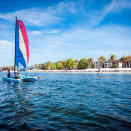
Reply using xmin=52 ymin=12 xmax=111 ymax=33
xmin=3 ymin=17 xmax=39 ymax=82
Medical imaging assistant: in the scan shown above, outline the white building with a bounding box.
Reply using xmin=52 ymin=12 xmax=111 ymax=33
xmin=118 ymin=62 xmax=122 ymax=68
xmin=95 ymin=62 xmax=104 ymax=68
xmin=103 ymin=61 xmax=112 ymax=68
xmin=95 ymin=61 xmax=113 ymax=68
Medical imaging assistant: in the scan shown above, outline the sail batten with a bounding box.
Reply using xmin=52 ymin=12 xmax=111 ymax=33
xmin=15 ymin=19 xmax=29 ymax=70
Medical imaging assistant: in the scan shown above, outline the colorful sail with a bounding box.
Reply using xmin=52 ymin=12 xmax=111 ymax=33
xmin=15 ymin=19 xmax=29 ymax=69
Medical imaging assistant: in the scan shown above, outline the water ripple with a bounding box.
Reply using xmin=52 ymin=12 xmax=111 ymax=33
xmin=0 ymin=72 xmax=131 ymax=130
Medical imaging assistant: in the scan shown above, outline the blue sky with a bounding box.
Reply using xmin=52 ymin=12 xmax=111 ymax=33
xmin=0 ymin=0 xmax=131 ymax=66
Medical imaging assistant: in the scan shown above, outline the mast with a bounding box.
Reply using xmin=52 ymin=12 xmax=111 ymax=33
xmin=14 ymin=16 xmax=17 ymax=74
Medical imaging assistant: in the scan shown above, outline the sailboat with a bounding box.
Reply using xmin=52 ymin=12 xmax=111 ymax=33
xmin=2 ymin=17 xmax=39 ymax=82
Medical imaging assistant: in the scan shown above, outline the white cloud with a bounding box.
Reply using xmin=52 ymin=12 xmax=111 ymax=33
xmin=0 ymin=40 xmax=14 ymax=66
xmin=30 ymin=31 xmax=42 ymax=35
xmin=28 ymin=24 xmax=131 ymax=65
xmin=0 ymin=0 xmax=130 ymax=28
xmin=0 ymin=0 xmax=131 ymax=66
xmin=0 ymin=0 xmax=88 ymax=27
xmin=87 ymin=0 xmax=131 ymax=26
xmin=0 ymin=8 xmax=61 ymax=26
xmin=0 ymin=40 xmax=13 ymax=49
xmin=44 ymin=29 xmax=60 ymax=34
xmin=50 ymin=1 xmax=77 ymax=15
xmin=110 ymin=0 xmax=131 ymax=13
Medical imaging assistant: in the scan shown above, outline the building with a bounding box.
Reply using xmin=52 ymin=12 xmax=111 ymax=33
xmin=95 ymin=61 xmax=113 ymax=68
xmin=118 ymin=62 xmax=122 ymax=68
xmin=95 ymin=62 xmax=104 ymax=68
xmin=103 ymin=61 xmax=112 ymax=68
xmin=122 ymin=61 xmax=131 ymax=68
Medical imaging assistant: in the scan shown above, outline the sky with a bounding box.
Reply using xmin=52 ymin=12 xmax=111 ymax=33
xmin=0 ymin=0 xmax=131 ymax=66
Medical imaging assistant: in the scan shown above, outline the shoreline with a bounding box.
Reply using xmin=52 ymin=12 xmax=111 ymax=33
xmin=28 ymin=68 xmax=131 ymax=74
xmin=1 ymin=68 xmax=131 ymax=74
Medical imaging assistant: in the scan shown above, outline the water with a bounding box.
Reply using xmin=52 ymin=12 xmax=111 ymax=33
xmin=0 ymin=72 xmax=131 ymax=130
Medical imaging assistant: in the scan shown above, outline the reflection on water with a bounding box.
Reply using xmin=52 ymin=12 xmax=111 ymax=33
xmin=0 ymin=72 xmax=131 ymax=130
xmin=0 ymin=82 xmax=35 ymax=130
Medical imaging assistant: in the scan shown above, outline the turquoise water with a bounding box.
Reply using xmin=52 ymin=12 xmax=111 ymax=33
xmin=0 ymin=72 xmax=131 ymax=130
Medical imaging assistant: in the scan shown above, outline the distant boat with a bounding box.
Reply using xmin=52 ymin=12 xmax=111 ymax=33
xmin=3 ymin=17 xmax=39 ymax=82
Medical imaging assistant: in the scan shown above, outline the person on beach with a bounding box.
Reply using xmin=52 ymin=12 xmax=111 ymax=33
xmin=98 ymin=67 xmax=100 ymax=72
xmin=7 ymin=69 xmax=11 ymax=78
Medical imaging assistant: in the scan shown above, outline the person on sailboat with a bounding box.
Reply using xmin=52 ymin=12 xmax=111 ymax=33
xmin=14 ymin=70 xmax=20 ymax=79
xmin=7 ymin=69 xmax=11 ymax=78
xmin=17 ymin=69 xmax=20 ymax=76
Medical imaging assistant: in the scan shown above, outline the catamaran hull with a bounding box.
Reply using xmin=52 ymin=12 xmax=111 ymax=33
xmin=2 ymin=76 xmax=22 ymax=83
xmin=2 ymin=76 xmax=39 ymax=83
xmin=19 ymin=76 xmax=39 ymax=82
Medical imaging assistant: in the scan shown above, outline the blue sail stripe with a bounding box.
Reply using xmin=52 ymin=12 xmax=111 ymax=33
xmin=15 ymin=21 xmax=26 ymax=69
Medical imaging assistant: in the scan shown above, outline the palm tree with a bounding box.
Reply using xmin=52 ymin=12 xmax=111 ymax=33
xmin=120 ymin=56 xmax=127 ymax=62
xmin=87 ymin=57 xmax=94 ymax=64
xmin=35 ymin=64 xmax=38 ymax=69
xmin=47 ymin=62 xmax=51 ymax=70
xmin=62 ymin=60 xmax=67 ymax=69
xmin=98 ymin=56 xmax=106 ymax=68
xmin=127 ymin=56 xmax=131 ymax=68
xmin=120 ymin=56 xmax=128 ymax=68
xmin=74 ymin=59 xmax=78 ymax=69
xmin=127 ymin=56 xmax=131 ymax=62
xmin=109 ymin=54 xmax=117 ymax=68
xmin=98 ymin=56 xmax=106 ymax=63
xmin=110 ymin=54 xmax=116 ymax=62
xmin=120 ymin=56 xmax=131 ymax=68
xmin=87 ymin=57 xmax=94 ymax=68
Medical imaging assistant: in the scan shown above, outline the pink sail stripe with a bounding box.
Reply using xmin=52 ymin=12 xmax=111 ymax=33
xmin=18 ymin=20 xmax=29 ymax=64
